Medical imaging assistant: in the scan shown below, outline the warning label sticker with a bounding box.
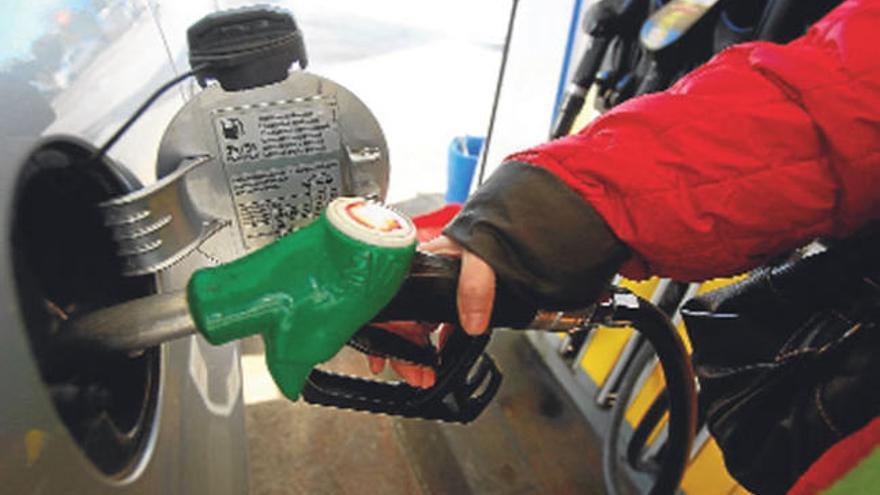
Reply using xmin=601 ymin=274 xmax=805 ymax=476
xmin=213 ymin=97 xmax=341 ymax=166
xmin=212 ymin=97 xmax=345 ymax=250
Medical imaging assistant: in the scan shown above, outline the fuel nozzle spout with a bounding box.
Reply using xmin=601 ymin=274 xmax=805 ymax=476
xmin=62 ymin=291 xmax=197 ymax=352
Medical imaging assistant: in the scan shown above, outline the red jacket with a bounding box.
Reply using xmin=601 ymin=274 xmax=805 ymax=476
xmin=508 ymin=0 xmax=880 ymax=282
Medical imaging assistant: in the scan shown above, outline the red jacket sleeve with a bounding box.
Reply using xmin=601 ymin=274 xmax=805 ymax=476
xmin=508 ymin=0 xmax=880 ymax=281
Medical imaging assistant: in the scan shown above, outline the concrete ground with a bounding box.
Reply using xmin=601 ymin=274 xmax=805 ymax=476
xmin=243 ymin=332 xmax=605 ymax=495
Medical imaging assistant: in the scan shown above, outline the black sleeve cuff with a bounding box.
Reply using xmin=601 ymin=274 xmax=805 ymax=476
xmin=443 ymin=161 xmax=630 ymax=309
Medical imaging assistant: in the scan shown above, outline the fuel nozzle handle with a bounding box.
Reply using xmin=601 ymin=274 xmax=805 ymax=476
xmin=375 ymin=252 xmax=595 ymax=333
xmin=374 ymin=253 xmax=537 ymax=328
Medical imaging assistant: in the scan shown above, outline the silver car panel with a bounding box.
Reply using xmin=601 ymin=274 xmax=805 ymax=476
xmin=1 ymin=1 xmax=247 ymax=493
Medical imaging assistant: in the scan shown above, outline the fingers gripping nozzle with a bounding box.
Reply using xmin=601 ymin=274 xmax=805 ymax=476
xmin=187 ymin=198 xmax=417 ymax=399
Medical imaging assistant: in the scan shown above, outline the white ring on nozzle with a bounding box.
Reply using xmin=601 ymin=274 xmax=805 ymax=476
xmin=326 ymin=197 xmax=416 ymax=248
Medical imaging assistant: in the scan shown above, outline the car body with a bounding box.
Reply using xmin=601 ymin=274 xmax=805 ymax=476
xmin=0 ymin=2 xmax=248 ymax=493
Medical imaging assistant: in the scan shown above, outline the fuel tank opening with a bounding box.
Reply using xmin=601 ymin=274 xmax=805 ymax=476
xmin=11 ymin=138 xmax=160 ymax=478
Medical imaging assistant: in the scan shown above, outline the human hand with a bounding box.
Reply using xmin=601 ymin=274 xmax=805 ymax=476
xmin=367 ymin=236 xmax=498 ymax=387
xmin=366 ymin=322 xmax=452 ymax=388
xmin=419 ymin=235 xmax=496 ymax=335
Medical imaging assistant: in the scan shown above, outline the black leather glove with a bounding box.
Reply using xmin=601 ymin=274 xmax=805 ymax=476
xmin=444 ymin=161 xmax=630 ymax=310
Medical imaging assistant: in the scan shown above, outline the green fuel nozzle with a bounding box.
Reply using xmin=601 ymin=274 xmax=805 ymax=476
xmin=187 ymin=197 xmax=417 ymax=399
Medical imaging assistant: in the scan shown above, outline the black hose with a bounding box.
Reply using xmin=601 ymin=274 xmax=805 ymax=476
xmin=632 ymin=58 xmax=668 ymax=97
xmin=606 ymin=295 xmax=697 ymax=495
xmin=91 ymin=64 xmax=208 ymax=162
xmin=477 ymin=0 xmax=519 ymax=187
xmin=754 ymin=0 xmax=800 ymax=42
xmin=602 ymin=343 xmax=656 ymax=495
xmin=626 ymin=389 xmax=669 ymax=472
xmin=550 ymin=36 xmax=611 ymax=139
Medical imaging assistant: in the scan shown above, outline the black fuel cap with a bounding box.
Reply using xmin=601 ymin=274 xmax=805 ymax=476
xmin=187 ymin=6 xmax=308 ymax=91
